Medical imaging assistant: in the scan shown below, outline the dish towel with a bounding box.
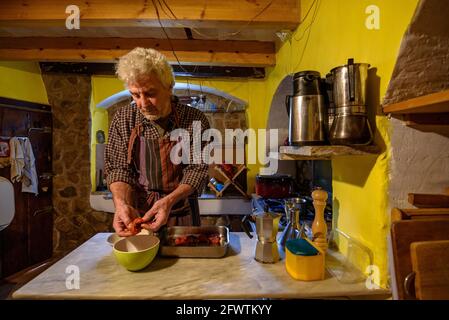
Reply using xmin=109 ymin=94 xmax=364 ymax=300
xmin=10 ymin=137 xmax=39 ymax=195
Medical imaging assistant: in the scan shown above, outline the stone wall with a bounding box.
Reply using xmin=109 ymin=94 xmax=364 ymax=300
xmin=42 ymin=74 xmax=113 ymax=254
xmin=384 ymin=0 xmax=449 ymax=210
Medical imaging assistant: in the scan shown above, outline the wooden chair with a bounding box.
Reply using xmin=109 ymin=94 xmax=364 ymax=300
xmin=407 ymin=240 xmax=449 ymax=300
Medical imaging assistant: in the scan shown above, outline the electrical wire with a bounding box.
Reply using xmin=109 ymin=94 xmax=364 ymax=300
xmin=292 ymin=0 xmax=321 ymax=72
xmin=294 ymin=0 xmax=318 ymax=39
xmin=151 ymin=0 xmax=189 ymax=73
xmin=287 ymin=0 xmax=318 ymax=74
xmin=159 ymin=0 xmax=178 ymax=20
xmin=157 ymin=0 xmax=176 ymax=22
xmin=294 ymin=0 xmax=319 ymax=43
xmin=158 ymin=0 xmax=276 ymax=40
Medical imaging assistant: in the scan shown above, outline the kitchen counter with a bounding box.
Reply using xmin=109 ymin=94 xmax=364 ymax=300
xmin=13 ymin=233 xmax=390 ymax=300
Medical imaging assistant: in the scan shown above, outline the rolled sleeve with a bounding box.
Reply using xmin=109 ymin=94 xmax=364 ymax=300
xmin=180 ymin=164 xmax=209 ymax=194
xmin=105 ymin=169 xmax=136 ymax=187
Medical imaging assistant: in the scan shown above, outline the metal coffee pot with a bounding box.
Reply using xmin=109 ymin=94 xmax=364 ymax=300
xmin=242 ymin=210 xmax=282 ymax=263
xmin=328 ymin=58 xmax=373 ymax=145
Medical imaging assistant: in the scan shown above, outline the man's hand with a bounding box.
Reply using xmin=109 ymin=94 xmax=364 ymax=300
xmin=141 ymin=197 xmax=173 ymax=232
xmin=113 ymin=204 xmax=140 ymax=237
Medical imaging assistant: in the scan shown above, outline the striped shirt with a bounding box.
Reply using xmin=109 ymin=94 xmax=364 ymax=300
xmin=104 ymin=100 xmax=210 ymax=194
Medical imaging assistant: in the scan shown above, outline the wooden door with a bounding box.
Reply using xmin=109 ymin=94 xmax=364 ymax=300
xmin=0 ymin=106 xmax=30 ymax=277
xmin=27 ymin=111 xmax=53 ymax=265
xmin=0 ymin=100 xmax=53 ymax=277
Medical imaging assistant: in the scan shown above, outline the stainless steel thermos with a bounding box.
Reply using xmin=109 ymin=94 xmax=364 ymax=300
xmin=286 ymin=71 xmax=327 ymax=146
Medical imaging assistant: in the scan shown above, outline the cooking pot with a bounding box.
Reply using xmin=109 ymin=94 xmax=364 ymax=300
xmin=255 ymin=174 xmax=295 ymax=199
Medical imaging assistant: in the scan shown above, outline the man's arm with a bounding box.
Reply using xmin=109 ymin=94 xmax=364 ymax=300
xmin=110 ymin=181 xmax=134 ymax=208
xmin=110 ymin=181 xmax=140 ymax=237
xmin=105 ymin=107 xmax=139 ymax=236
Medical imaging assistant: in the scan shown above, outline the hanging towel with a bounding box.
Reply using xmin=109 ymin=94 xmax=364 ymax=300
xmin=10 ymin=137 xmax=25 ymax=182
xmin=9 ymin=137 xmax=38 ymax=195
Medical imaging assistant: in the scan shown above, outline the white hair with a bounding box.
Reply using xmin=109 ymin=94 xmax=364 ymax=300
xmin=116 ymin=47 xmax=175 ymax=89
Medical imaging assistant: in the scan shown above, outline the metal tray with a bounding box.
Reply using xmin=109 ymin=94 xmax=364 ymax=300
xmin=159 ymin=226 xmax=229 ymax=258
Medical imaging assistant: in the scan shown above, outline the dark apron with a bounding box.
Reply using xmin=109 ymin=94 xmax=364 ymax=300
xmin=126 ymin=109 xmax=200 ymax=227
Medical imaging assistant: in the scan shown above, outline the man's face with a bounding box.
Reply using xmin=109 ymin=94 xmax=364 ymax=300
xmin=128 ymin=73 xmax=172 ymax=121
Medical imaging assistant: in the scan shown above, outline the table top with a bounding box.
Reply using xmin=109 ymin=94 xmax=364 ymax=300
xmin=13 ymin=232 xmax=389 ymax=299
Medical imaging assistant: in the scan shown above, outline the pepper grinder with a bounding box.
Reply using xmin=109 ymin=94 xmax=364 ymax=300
xmin=312 ymin=187 xmax=328 ymax=252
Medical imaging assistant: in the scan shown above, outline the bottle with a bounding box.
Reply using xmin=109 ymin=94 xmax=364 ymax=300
xmin=197 ymin=94 xmax=206 ymax=111
xmin=190 ymin=96 xmax=198 ymax=108
xmin=210 ymin=177 xmax=224 ymax=192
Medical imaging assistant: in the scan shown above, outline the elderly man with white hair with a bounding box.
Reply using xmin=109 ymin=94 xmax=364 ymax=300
xmin=105 ymin=47 xmax=210 ymax=236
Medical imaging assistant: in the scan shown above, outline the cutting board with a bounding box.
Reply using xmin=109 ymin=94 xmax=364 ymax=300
xmin=410 ymin=240 xmax=449 ymax=300
xmin=391 ymin=219 xmax=449 ymax=299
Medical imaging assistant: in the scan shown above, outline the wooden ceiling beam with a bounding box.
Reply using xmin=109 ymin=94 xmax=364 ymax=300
xmin=0 ymin=37 xmax=275 ymax=66
xmin=0 ymin=0 xmax=300 ymax=29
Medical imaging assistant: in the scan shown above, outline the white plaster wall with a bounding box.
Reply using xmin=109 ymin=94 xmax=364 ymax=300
xmin=389 ymin=118 xmax=449 ymax=209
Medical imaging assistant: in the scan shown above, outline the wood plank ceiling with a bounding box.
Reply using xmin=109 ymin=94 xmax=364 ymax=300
xmin=0 ymin=0 xmax=301 ymax=67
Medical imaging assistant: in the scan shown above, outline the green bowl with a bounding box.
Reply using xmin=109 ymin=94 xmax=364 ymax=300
xmin=113 ymin=235 xmax=160 ymax=271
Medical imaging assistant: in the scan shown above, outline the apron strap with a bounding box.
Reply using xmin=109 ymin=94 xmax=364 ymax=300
xmin=127 ymin=124 xmax=142 ymax=165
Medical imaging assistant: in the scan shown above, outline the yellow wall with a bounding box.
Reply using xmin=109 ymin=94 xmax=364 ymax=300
xmin=0 ymin=61 xmax=49 ymax=104
xmin=258 ymin=0 xmax=418 ymax=287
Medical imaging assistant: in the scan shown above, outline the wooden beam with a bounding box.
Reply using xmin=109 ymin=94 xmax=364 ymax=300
xmin=0 ymin=37 xmax=274 ymax=53
xmin=0 ymin=37 xmax=275 ymax=66
xmin=38 ymin=62 xmax=266 ymax=79
xmin=0 ymin=0 xmax=300 ymax=29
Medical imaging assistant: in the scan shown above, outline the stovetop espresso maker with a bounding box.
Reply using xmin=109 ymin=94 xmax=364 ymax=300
xmin=242 ymin=209 xmax=282 ymax=263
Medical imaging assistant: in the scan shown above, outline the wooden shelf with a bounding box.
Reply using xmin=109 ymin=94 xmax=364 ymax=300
xmin=279 ymin=145 xmax=380 ymax=160
xmin=383 ymin=89 xmax=449 ymax=114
